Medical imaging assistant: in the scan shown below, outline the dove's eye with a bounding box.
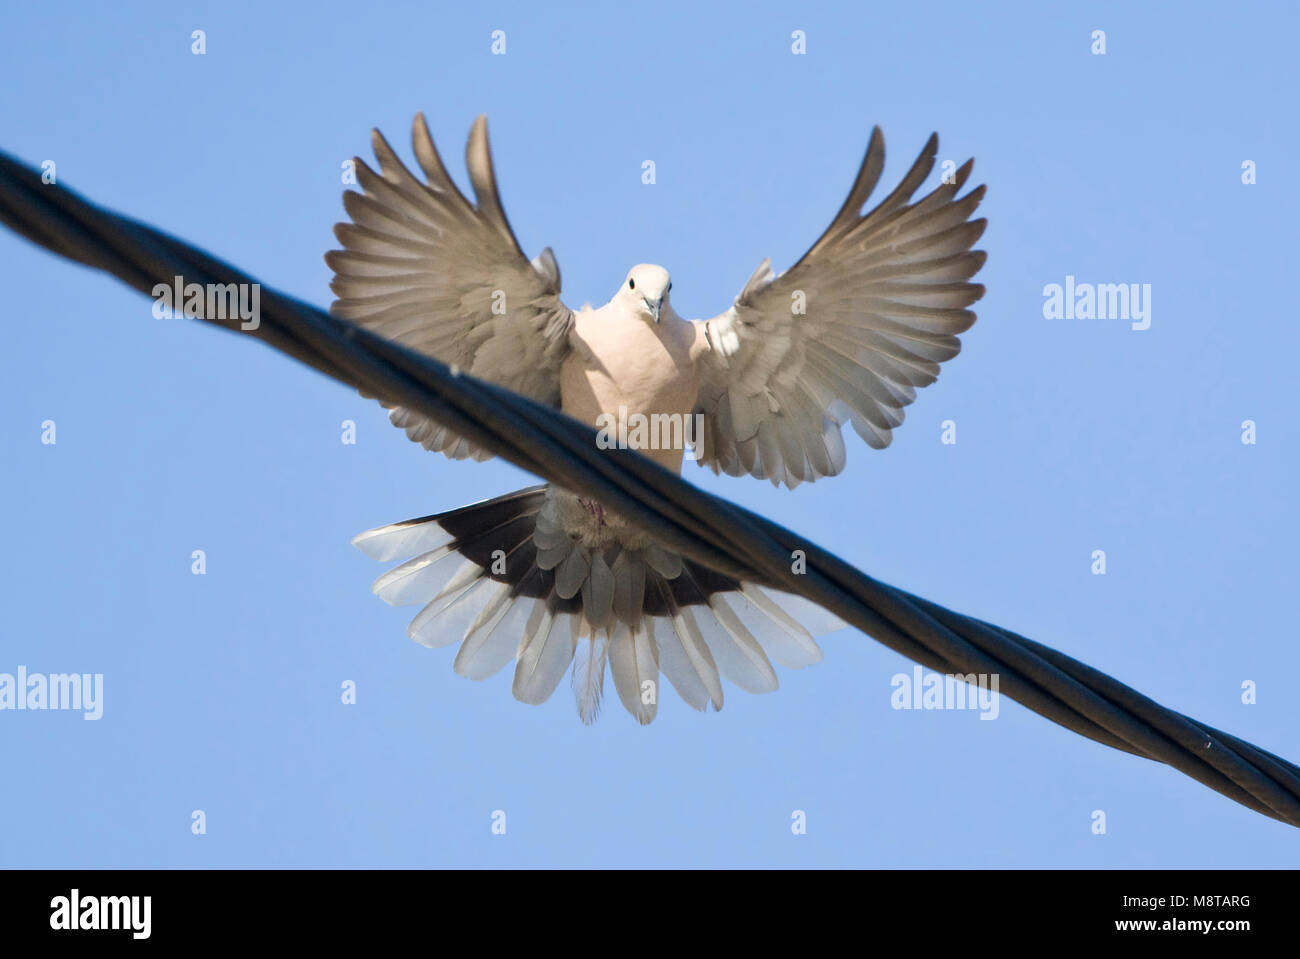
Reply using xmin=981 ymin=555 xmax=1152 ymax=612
xmin=628 ymin=278 xmax=635 ymax=290
xmin=667 ymin=282 xmax=672 ymax=292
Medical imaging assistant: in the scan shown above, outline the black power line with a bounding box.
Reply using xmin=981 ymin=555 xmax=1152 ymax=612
xmin=2 ymin=149 xmax=1297 ymax=827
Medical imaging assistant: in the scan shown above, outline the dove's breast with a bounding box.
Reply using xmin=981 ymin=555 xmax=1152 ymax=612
xmin=560 ymin=307 xmax=702 ymax=473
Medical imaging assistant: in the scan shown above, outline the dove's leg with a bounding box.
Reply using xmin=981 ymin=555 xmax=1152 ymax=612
xmin=576 ymin=497 xmax=606 ymax=528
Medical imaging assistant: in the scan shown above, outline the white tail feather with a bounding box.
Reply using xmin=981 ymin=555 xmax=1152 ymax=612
xmin=571 ymin=631 xmax=609 ymax=725
xmin=352 ymin=517 xmax=455 ymax=562
xmin=513 ymin=608 xmax=575 ymax=705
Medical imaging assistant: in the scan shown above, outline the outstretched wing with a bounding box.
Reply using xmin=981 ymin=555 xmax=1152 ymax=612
xmin=327 ymin=113 xmax=574 ymax=462
xmin=693 ymin=128 xmax=987 ymax=487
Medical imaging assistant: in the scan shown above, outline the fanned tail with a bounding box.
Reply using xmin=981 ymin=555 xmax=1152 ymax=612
xmin=353 ymin=485 xmax=845 ymax=723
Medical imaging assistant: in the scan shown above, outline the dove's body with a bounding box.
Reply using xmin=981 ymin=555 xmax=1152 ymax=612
xmin=562 ymin=298 xmax=707 ymax=474
xmin=333 ymin=114 xmax=987 ymax=724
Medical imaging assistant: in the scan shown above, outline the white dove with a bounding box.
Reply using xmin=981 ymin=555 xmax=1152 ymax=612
xmin=330 ymin=114 xmax=987 ymax=724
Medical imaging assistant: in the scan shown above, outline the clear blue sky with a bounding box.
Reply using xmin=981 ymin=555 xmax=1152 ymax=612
xmin=1 ymin=0 xmax=1297 ymax=867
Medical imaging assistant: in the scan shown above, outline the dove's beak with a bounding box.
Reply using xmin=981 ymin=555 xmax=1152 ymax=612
xmin=644 ymin=297 xmax=662 ymax=324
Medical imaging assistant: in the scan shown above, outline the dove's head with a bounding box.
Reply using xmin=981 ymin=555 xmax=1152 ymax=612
xmin=619 ymin=264 xmax=672 ymax=324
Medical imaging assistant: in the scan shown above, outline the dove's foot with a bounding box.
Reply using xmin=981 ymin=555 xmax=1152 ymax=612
xmin=577 ymin=497 xmax=607 ymax=528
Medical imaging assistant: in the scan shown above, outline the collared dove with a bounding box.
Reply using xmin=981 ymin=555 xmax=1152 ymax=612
xmin=331 ymin=114 xmax=987 ymax=724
